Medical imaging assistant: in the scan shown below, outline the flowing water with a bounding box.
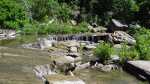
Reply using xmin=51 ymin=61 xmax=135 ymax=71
xmin=0 ymin=35 xmax=148 ymax=84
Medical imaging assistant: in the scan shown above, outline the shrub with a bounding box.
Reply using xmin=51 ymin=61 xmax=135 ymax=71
xmin=0 ymin=0 xmax=27 ymax=29
xmin=134 ymin=28 xmax=150 ymax=60
xmin=94 ymin=42 xmax=113 ymax=64
xmin=36 ymin=22 xmax=88 ymax=34
xmin=119 ymin=44 xmax=139 ymax=64
xmin=23 ymin=22 xmax=38 ymax=35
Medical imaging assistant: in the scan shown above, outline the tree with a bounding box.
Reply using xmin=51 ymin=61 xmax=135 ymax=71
xmin=0 ymin=0 xmax=27 ymax=29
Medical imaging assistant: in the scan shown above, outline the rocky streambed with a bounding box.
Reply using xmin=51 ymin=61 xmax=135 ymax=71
xmin=0 ymin=33 xmax=148 ymax=84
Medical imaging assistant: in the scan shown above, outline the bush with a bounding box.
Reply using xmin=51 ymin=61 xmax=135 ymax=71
xmin=30 ymin=0 xmax=72 ymax=22
xmin=23 ymin=22 xmax=88 ymax=35
xmin=94 ymin=42 xmax=113 ymax=64
xmin=134 ymin=28 xmax=150 ymax=60
xmin=23 ymin=23 xmax=38 ymax=34
xmin=0 ymin=0 xmax=27 ymax=29
xmin=119 ymin=44 xmax=139 ymax=64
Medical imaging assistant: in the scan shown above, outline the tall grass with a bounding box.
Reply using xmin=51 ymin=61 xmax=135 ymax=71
xmin=94 ymin=42 xmax=113 ymax=64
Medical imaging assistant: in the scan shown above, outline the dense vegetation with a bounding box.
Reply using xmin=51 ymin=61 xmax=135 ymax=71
xmin=0 ymin=0 xmax=150 ymax=60
xmin=0 ymin=0 xmax=149 ymax=31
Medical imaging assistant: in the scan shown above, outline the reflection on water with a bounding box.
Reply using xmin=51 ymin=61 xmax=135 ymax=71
xmin=75 ymin=69 xmax=147 ymax=84
xmin=0 ymin=35 xmax=42 ymax=47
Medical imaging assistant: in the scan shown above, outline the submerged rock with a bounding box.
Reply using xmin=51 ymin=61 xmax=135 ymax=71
xmin=76 ymin=62 xmax=90 ymax=70
xmin=101 ymin=64 xmax=118 ymax=72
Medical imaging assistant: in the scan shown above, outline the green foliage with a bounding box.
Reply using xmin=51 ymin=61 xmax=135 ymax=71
xmin=23 ymin=22 xmax=88 ymax=34
xmin=23 ymin=23 xmax=38 ymax=34
xmin=112 ymin=0 xmax=139 ymax=21
xmin=0 ymin=0 xmax=27 ymax=29
xmin=119 ymin=44 xmax=139 ymax=63
xmin=94 ymin=42 xmax=113 ymax=64
xmin=134 ymin=28 xmax=150 ymax=60
xmin=30 ymin=0 xmax=72 ymax=21
xmin=30 ymin=0 xmax=51 ymax=21
xmin=0 ymin=0 xmax=149 ymax=32
xmin=137 ymin=0 xmax=150 ymax=27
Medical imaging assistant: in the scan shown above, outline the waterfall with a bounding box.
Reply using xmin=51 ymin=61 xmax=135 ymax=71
xmin=47 ymin=34 xmax=98 ymax=42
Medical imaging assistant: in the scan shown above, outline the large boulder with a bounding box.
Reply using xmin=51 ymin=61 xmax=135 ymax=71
xmin=108 ymin=19 xmax=128 ymax=32
xmin=46 ymin=74 xmax=85 ymax=84
xmin=108 ymin=31 xmax=136 ymax=45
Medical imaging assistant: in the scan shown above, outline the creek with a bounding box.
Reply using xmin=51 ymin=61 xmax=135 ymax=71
xmin=0 ymin=35 xmax=147 ymax=84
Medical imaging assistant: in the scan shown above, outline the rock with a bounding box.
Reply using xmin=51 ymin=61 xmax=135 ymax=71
xmin=108 ymin=19 xmax=128 ymax=32
xmin=38 ymin=38 xmax=55 ymax=49
xmin=46 ymin=74 xmax=85 ymax=84
xmin=33 ymin=64 xmax=57 ymax=80
xmin=65 ymin=56 xmax=82 ymax=63
xmin=53 ymin=55 xmax=81 ymax=64
xmin=67 ymin=53 xmax=80 ymax=58
xmin=84 ymin=45 xmax=96 ymax=50
xmin=69 ymin=47 xmax=78 ymax=53
xmin=80 ymin=41 xmax=90 ymax=46
xmin=0 ymin=29 xmax=16 ymax=40
xmin=66 ymin=41 xmax=80 ymax=47
xmin=109 ymin=31 xmax=136 ymax=45
xmin=96 ymin=63 xmax=104 ymax=69
xmin=125 ymin=61 xmax=150 ymax=81
xmin=112 ymin=19 xmax=128 ymax=28
xmin=76 ymin=62 xmax=90 ymax=70
xmin=101 ymin=65 xmax=113 ymax=72
xmin=101 ymin=64 xmax=118 ymax=72
xmin=71 ymin=20 xmax=77 ymax=26
xmin=49 ymin=80 xmax=85 ymax=84
xmin=111 ymin=55 xmax=120 ymax=63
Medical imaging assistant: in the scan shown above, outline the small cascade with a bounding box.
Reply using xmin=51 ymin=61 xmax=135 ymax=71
xmin=47 ymin=33 xmax=103 ymax=42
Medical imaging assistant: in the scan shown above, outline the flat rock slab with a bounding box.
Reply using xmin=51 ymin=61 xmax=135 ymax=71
xmin=126 ymin=61 xmax=150 ymax=81
xmin=46 ymin=74 xmax=85 ymax=84
xmin=128 ymin=61 xmax=150 ymax=72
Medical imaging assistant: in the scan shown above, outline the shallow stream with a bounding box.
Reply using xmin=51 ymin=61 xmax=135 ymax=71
xmin=0 ymin=35 xmax=148 ymax=84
